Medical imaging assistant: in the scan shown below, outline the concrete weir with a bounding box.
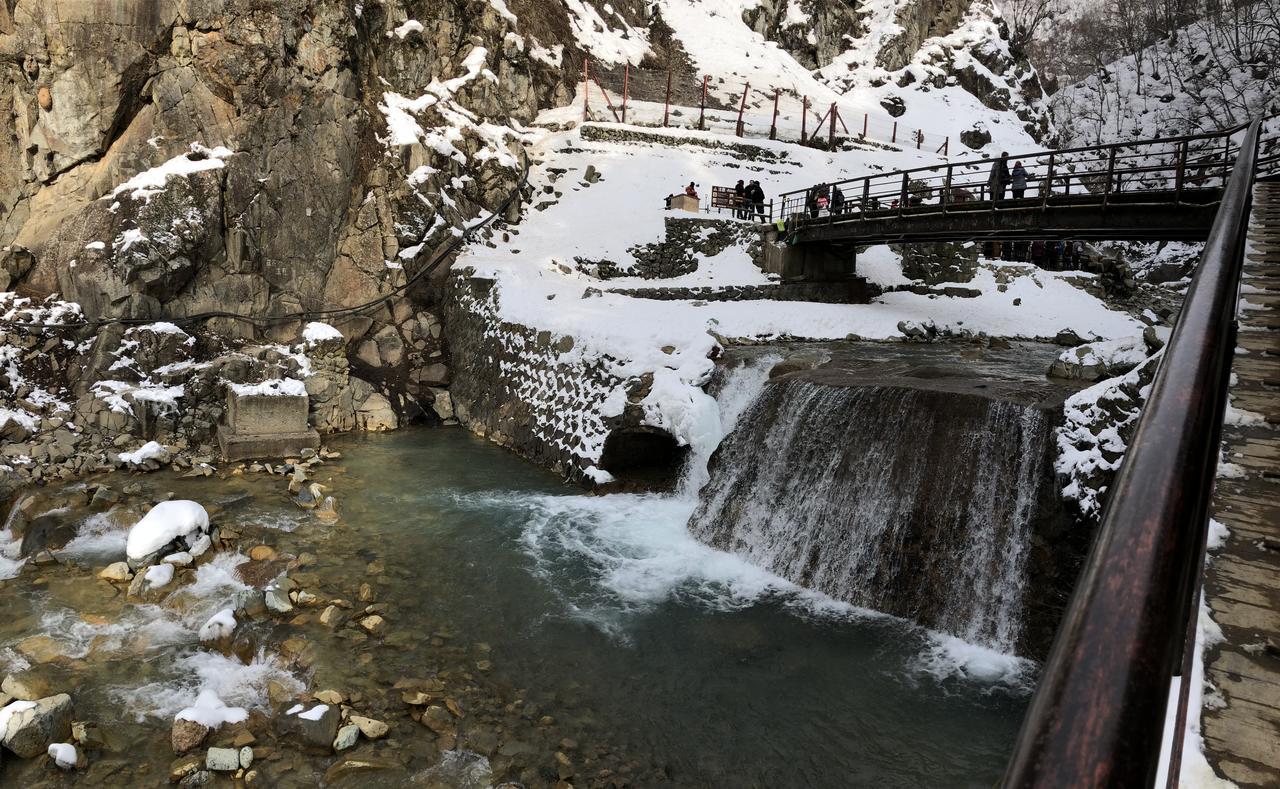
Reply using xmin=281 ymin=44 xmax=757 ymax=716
xmin=216 ymin=390 xmax=320 ymax=461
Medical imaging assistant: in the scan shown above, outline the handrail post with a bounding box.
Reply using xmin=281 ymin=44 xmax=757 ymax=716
xmin=861 ymin=178 xmax=870 ymax=219
xmin=1175 ymin=140 xmax=1187 ymax=202
xmin=942 ymin=164 xmax=952 ymax=213
xmin=1103 ymin=147 xmax=1118 ymax=208
xmin=898 ymin=172 xmax=908 ymax=215
xmin=1043 ymin=153 xmax=1055 ymax=209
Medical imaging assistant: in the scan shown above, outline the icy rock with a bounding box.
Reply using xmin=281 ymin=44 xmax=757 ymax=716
xmin=144 ymin=563 xmax=175 ymax=589
xmin=126 ymin=500 xmax=210 ymax=568
xmin=97 ymin=561 xmax=132 ymax=582
xmin=0 ymin=694 xmax=73 ymax=758
xmin=333 ymin=724 xmax=359 ymax=751
xmin=171 ymin=718 xmax=209 ymax=755
xmin=205 ymin=747 xmax=240 ymax=772
xmin=350 ymin=715 xmax=389 ymax=739
xmin=47 ymin=741 xmax=77 ymax=769
xmin=198 ymin=609 xmax=236 ymax=643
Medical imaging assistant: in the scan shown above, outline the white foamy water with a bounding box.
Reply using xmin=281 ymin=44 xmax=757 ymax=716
xmin=114 ymin=649 xmax=304 ymax=722
xmin=0 ymin=527 xmax=23 ymax=580
xmin=58 ymin=511 xmax=130 ymax=561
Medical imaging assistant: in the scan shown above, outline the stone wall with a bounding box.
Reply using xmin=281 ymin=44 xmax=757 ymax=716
xmin=576 ymin=216 xmax=761 ymax=279
xmin=444 ymin=274 xmax=655 ymax=484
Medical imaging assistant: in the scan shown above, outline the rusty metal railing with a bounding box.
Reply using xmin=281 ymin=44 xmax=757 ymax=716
xmin=1002 ymin=119 xmax=1261 ymax=788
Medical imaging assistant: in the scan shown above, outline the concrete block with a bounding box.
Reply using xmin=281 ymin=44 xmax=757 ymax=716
xmin=668 ymin=194 xmax=699 ymax=214
xmin=217 ymin=425 xmax=320 ymax=462
xmin=226 ymin=391 xmax=309 ymax=434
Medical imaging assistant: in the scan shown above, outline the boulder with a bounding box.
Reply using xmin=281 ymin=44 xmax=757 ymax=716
xmin=284 ymin=703 xmax=339 ymax=749
xmin=0 ymin=694 xmax=73 ymax=758
xmin=171 ymin=718 xmax=209 ymax=755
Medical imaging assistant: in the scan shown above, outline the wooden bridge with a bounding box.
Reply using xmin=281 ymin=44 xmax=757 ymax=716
xmin=775 ymin=124 xmax=1280 ymax=255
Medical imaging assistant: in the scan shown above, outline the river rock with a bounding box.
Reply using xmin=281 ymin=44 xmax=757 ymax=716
xmin=171 ymin=718 xmax=209 ymax=754
xmin=248 ymin=545 xmax=277 ymax=562
xmin=0 ymin=694 xmax=73 ymax=758
xmin=205 ymin=747 xmax=239 ymax=772
xmin=349 ymin=715 xmax=389 ymax=740
xmin=420 ymin=705 xmax=454 ymax=735
xmin=358 ymin=615 xmax=385 ymax=635
xmin=264 ymin=582 xmax=293 ymax=614
xmin=239 ymin=746 xmax=253 ymax=768
xmin=1 ymin=667 xmax=60 ymax=701
xmin=333 ymin=724 xmax=359 ymax=751
xmin=284 ymin=703 xmax=338 ymax=749
xmin=97 ymin=561 xmax=132 ymax=582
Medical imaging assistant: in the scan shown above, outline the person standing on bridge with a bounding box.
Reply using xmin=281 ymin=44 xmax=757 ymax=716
xmin=989 ymin=152 xmax=1010 ymax=202
xmin=746 ymin=180 xmax=767 ymax=222
xmin=1011 ymin=161 xmax=1028 ymax=199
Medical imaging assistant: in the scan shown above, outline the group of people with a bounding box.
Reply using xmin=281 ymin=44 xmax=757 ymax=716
xmin=732 ymin=179 xmax=768 ymax=221
xmin=988 ymin=152 xmax=1030 ymax=201
xmin=805 ymin=182 xmax=846 ymax=217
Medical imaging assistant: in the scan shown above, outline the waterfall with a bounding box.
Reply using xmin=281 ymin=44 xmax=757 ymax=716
xmin=687 ymin=377 xmax=1055 ymax=655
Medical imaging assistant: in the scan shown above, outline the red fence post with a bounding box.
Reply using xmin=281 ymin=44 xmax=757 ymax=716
xmin=663 ymin=70 xmax=672 ymax=127
xmin=622 ymin=64 xmax=629 ymax=125
xmin=916 ymin=129 xmax=923 ymax=150
xmin=891 ymin=121 xmax=897 ymax=144
xmin=828 ymin=102 xmax=837 ymax=147
xmin=698 ymin=75 xmax=708 ymax=131
xmin=770 ymin=88 xmax=780 ymax=140
xmin=582 ymin=58 xmax=590 ymax=121
xmin=735 ymin=82 xmax=750 ymax=137
xmin=944 ymin=137 xmax=949 ymax=156
xmin=801 ymin=96 xmax=808 ymax=141
xmin=862 ymin=112 xmax=868 ymax=139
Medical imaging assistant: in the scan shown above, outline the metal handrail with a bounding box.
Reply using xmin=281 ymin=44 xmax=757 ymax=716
xmin=1002 ymin=119 xmax=1261 ymax=788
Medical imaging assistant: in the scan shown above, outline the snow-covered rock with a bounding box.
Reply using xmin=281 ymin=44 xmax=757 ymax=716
xmin=125 ymin=500 xmax=210 ymax=567
xmin=0 ymin=694 xmax=73 ymax=758
xmin=47 ymin=742 xmax=78 ymax=770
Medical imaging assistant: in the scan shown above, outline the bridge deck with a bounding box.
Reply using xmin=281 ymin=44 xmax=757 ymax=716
xmin=1203 ymin=179 xmax=1280 ymax=786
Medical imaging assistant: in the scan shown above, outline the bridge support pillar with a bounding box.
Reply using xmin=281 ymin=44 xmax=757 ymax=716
xmin=761 ymin=230 xmax=855 ymax=283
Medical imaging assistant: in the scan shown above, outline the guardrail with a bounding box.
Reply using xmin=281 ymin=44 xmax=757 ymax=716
xmin=1002 ymin=119 xmax=1261 ymax=787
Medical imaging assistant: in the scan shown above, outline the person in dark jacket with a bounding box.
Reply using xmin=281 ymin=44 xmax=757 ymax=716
xmin=989 ymin=152 xmax=1010 ymax=202
xmin=734 ymin=179 xmax=746 ymax=218
xmin=1011 ymin=161 xmax=1028 ymax=199
xmin=746 ymin=180 xmax=766 ymax=222
xmin=830 ymin=184 xmax=846 ymax=215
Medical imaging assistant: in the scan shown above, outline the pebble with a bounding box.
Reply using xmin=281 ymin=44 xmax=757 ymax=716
xmin=248 ymin=545 xmax=277 ymax=562
xmin=333 ymin=724 xmax=360 ymax=752
xmin=349 ymin=715 xmax=389 ymax=740
xmin=359 ymin=615 xmax=385 ymax=635
xmin=239 ymin=746 xmax=254 ymax=769
xmin=205 ymin=747 xmax=240 ymax=772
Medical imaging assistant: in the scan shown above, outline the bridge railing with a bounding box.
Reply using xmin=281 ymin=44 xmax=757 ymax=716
xmin=776 ymin=123 xmax=1260 ymax=227
xmin=1002 ymin=119 xmax=1262 ymax=787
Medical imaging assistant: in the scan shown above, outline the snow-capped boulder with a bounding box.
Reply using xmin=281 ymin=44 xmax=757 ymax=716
xmin=0 ymin=694 xmax=73 ymax=758
xmin=125 ymin=500 xmax=210 ymax=569
xmin=283 ymin=703 xmax=339 ymax=749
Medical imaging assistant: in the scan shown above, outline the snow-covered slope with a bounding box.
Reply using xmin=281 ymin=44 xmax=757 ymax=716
xmin=1053 ymin=7 xmax=1279 ymax=146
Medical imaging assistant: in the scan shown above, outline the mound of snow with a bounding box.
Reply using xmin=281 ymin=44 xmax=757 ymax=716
xmin=302 ymin=321 xmax=343 ymax=345
xmin=118 ymin=441 xmax=168 ymax=465
xmin=126 ymin=501 xmax=210 ymax=563
xmin=47 ymin=742 xmax=77 ymax=769
xmin=199 ymin=609 xmax=237 ymax=643
xmin=175 ymin=689 xmax=248 ymax=729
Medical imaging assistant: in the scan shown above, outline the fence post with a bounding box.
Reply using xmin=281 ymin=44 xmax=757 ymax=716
xmin=1043 ymin=153 xmax=1055 ymax=208
xmin=770 ymin=88 xmax=780 ymax=140
xmin=862 ymin=113 xmax=868 ymax=139
xmin=916 ymin=130 xmax=922 ymax=150
xmin=622 ymin=64 xmax=629 ymax=125
xmin=899 ymin=172 xmax=909 ymax=215
xmin=582 ymin=58 xmax=590 ymax=121
xmin=735 ymin=82 xmax=750 ymax=137
xmin=861 ymin=178 xmax=870 ymax=218
xmin=943 ymin=137 xmax=949 ymax=156
xmin=663 ymin=70 xmax=672 ymax=127
xmin=942 ymin=164 xmax=952 ymax=212
xmin=1103 ymin=146 xmax=1117 ymax=207
xmin=828 ymin=103 xmax=837 ymax=148
xmin=801 ymin=96 xmax=808 ymax=141
xmin=698 ymin=75 xmax=708 ymax=131
xmin=891 ymin=121 xmax=897 ymax=144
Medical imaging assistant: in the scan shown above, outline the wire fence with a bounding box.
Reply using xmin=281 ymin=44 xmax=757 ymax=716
xmin=573 ymin=57 xmax=953 ymax=156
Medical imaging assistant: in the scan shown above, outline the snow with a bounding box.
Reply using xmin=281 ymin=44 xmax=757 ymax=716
xmin=229 ymin=378 xmax=307 ymax=397
xmin=563 ymin=0 xmax=650 ymax=65
xmin=144 ymin=562 xmax=175 ymax=589
xmin=83 ymin=241 xmax=105 ymax=251
xmin=107 ymin=143 xmax=234 ymax=203
xmin=302 ymin=321 xmax=344 ymax=345
xmin=175 ymin=689 xmax=248 ymax=729
xmin=198 ymin=609 xmax=237 ymax=643
xmin=126 ymin=500 xmax=210 ymax=562
xmin=393 ymin=20 xmax=423 ymax=38
xmin=484 ymin=0 xmax=517 ymax=24
xmin=47 ymin=742 xmax=77 ymax=769
xmin=295 ymin=704 xmax=329 ymax=721
xmin=0 ymin=700 xmax=36 ymax=736
xmin=119 ymin=440 xmax=168 ymax=465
